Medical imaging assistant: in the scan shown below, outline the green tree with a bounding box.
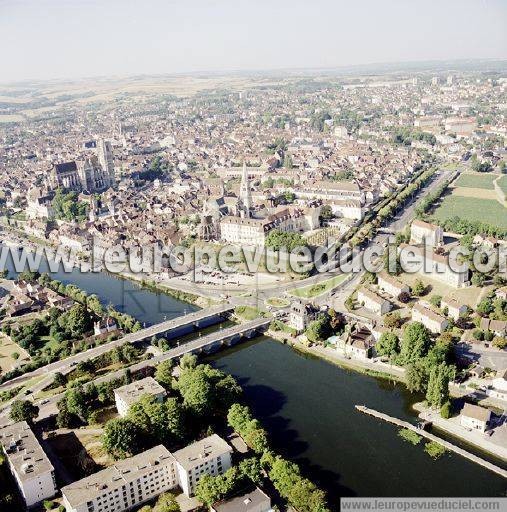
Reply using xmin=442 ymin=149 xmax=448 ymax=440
xmin=174 ymin=365 xmax=213 ymax=416
xmin=405 ymin=361 xmax=428 ymax=393
xmin=411 ymin=279 xmax=427 ymax=297
xmin=10 ymin=399 xmax=39 ymax=424
xmin=426 ymin=364 xmax=452 ymax=408
xmin=103 ymin=418 xmax=140 ymax=459
xmin=155 ymin=360 xmax=174 ymax=387
xmin=376 ymin=332 xmax=399 ymax=358
xmin=399 ymin=322 xmax=431 ymax=365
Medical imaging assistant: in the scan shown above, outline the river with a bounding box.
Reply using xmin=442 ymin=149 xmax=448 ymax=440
xmin=2 ymin=251 xmax=506 ymax=505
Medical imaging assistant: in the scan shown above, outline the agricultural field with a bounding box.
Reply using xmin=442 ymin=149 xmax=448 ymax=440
xmin=453 ymin=173 xmax=497 ymax=190
xmin=432 ymin=196 xmax=507 ymax=230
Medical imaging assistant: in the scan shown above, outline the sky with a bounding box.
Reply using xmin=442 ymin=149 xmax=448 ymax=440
xmin=1 ymin=0 xmax=506 ymax=82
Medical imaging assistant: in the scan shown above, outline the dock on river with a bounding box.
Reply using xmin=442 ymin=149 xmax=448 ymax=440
xmin=356 ymin=405 xmax=507 ymax=479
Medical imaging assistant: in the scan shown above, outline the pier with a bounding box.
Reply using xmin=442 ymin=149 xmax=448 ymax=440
xmin=356 ymin=405 xmax=507 ymax=479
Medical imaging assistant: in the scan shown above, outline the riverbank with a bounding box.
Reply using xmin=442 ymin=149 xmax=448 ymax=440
xmin=288 ymin=339 xmax=406 ymax=383
xmin=414 ymin=402 xmax=507 ymax=463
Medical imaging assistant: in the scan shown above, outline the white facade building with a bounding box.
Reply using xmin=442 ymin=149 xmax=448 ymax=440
xmin=410 ymin=220 xmax=444 ymax=247
xmin=114 ymin=377 xmax=167 ymax=417
xmin=0 ymin=421 xmax=57 ymax=508
xmin=411 ymin=303 xmax=449 ymax=334
xmin=460 ymin=403 xmax=491 ymax=433
xmin=357 ymin=288 xmax=391 ymax=315
xmin=173 ymin=434 xmax=233 ymax=497
xmin=62 ymin=445 xmax=178 ymax=512
xmin=377 ymin=272 xmax=410 ymax=298
xmin=398 ymin=244 xmax=469 ymax=288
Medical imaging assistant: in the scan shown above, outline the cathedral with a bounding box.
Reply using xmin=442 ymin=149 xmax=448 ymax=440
xmin=50 ymin=139 xmax=116 ymax=193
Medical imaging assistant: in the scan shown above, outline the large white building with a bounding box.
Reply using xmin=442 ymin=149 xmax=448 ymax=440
xmin=173 ymin=434 xmax=233 ymax=497
xmin=114 ymin=377 xmax=167 ymax=417
xmin=61 ymin=435 xmax=233 ymax=512
xmin=220 ymin=206 xmax=319 ymax=247
xmin=410 ymin=220 xmax=444 ymax=247
xmin=61 ymin=445 xmax=178 ymax=512
xmin=0 ymin=421 xmax=57 ymax=508
xmin=398 ymin=244 xmax=469 ymax=288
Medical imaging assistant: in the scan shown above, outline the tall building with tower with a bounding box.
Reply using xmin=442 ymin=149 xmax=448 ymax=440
xmin=50 ymin=138 xmax=116 ymax=192
xmin=238 ymin=161 xmax=252 ymax=218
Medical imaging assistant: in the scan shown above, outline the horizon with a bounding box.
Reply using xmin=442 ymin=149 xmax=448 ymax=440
xmin=1 ymin=0 xmax=506 ymax=82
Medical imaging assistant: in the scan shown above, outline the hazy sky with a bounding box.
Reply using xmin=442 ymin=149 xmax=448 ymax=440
xmin=1 ymin=0 xmax=506 ymax=81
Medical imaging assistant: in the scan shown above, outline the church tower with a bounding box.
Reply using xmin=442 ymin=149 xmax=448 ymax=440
xmin=239 ymin=161 xmax=252 ymax=218
xmin=97 ymin=139 xmax=115 ymax=188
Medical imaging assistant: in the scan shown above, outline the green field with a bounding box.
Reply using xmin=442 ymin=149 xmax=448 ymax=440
xmin=432 ymin=196 xmax=507 ymax=229
xmin=498 ymin=175 xmax=507 ymax=194
xmin=290 ymin=274 xmax=347 ymax=298
xmin=454 ymin=173 xmax=496 ymax=190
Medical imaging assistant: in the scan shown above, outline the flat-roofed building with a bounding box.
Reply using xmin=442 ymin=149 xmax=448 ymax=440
xmin=0 ymin=421 xmax=57 ymax=508
xmin=411 ymin=303 xmax=449 ymax=334
xmin=114 ymin=377 xmax=167 ymax=417
xmin=61 ymin=445 xmax=178 ymax=512
xmin=173 ymin=434 xmax=232 ymax=497
xmin=212 ymin=487 xmax=273 ymax=512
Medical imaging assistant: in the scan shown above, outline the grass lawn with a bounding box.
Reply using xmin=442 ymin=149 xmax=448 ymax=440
xmin=234 ymin=305 xmax=263 ymax=321
xmin=498 ymin=175 xmax=507 ymax=194
xmin=0 ymin=334 xmax=30 ymax=373
xmin=432 ymin=196 xmax=507 ymax=230
xmin=266 ymin=297 xmax=290 ymax=308
xmin=290 ymin=274 xmax=347 ymax=298
xmin=453 ymin=173 xmax=496 ymax=190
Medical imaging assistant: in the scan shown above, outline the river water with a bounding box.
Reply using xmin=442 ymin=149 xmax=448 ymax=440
xmin=2 ymin=251 xmax=506 ymax=505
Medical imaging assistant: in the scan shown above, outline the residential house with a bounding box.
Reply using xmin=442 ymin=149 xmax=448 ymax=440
xmin=411 ymin=303 xmax=449 ymax=334
xmin=357 ymin=288 xmax=392 ymax=315
xmin=377 ymin=271 xmax=410 ymax=299
xmin=460 ymin=403 xmax=491 ymax=432
xmin=441 ymin=297 xmax=467 ymax=321
xmin=410 ymin=219 xmax=444 ymax=247
xmin=212 ymin=487 xmax=273 ymax=512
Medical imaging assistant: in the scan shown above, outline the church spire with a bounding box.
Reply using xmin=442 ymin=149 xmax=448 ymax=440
xmin=239 ymin=161 xmax=252 ymax=217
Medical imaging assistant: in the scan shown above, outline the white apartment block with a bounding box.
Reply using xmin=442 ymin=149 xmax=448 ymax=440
xmin=411 ymin=303 xmax=449 ymax=334
xmin=173 ymin=434 xmax=232 ymax=497
xmin=410 ymin=220 xmax=444 ymax=247
xmin=398 ymin=244 xmax=469 ymax=288
xmin=61 ymin=445 xmax=178 ymax=512
xmin=357 ymin=288 xmax=391 ymax=315
xmin=0 ymin=421 xmax=57 ymax=508
xmin=114 ymin=377 xmax=167 ymax=417
xmin=61 ymin=435 xmax=233 ymax=512
xmin=377 ymin=272 xmax=410 ymax=298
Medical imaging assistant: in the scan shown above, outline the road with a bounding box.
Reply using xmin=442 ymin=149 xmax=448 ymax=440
xmin=0 ymin=304 xmax=234 ymax=393
xmin=0 ymin=317 xmax=270 ymax=423
xmin=455 ymin=342 xmax=507 ymax=371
